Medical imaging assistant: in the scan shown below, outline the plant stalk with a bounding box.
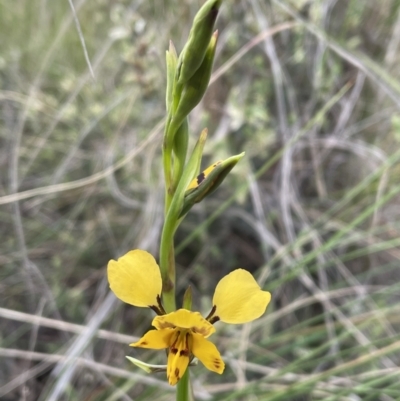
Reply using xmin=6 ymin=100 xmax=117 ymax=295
xmin=176 ymin=368 xmax=190 ymax=401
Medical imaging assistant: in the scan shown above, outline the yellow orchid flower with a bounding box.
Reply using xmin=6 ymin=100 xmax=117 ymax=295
xmin=107 ymin=249 xmax=271 ymax=386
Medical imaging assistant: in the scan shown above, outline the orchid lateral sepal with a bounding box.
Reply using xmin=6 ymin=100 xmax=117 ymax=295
xmin=126 ymin=356 xmax=168 ymax=374
xmin=126 ymin=356 xmax=199 ymax=374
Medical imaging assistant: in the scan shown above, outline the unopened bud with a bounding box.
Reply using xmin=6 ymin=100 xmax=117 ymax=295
xmin=167 ymin=32 xmax=218 ymax=142
xmin=172 ymin=118 xmax=189 ymax=183
xmin=177 ymin=0 xmax=222 ymax=86
xmin=179 ymin=152 xmax=245 ymax=217
xmin=166 ymin=41 xmax=178 ymax=113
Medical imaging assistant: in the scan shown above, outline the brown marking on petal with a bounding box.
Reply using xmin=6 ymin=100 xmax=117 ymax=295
xmin=214 ymin=359 xmax=221 ymax=368
xmin=149 ymin=305 xmax=162 ymax=315
xmin=139 ymin=341 xmax=148 ymax=346
xmin=178 ymin=332 xmax=191 ymax=356
xmin=190 ymin=316 xmax=213 ymax=336
xmin=169 ymin=330 xmax=180 ymax=355
xmin=156 ymin=295 xmax=166 ymax=315
xmin=191 ymin=326 xmax=209 ymax=336
xmin=148 ymin=296 xmax=166 ymax=316
xmin=156 ymin=320 xmax=176 ymax=329
xmin=175 ymin=368 xmax=180 ymax=379
xmin=179 ymin=349 xmax=190 ymax=357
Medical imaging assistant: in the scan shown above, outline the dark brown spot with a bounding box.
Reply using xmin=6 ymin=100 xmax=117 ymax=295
xmin=175 ymin=368 xmax=180 ymax=379
xmin=169 ymin=331 xmax=180 ymax=355
xmin=197 ymin=172 xmax=205 ymax=185
xmin=177 ymin=332 xmax=191 ymax=357
xmin=140 ymin=341 xmax=148 ymax=346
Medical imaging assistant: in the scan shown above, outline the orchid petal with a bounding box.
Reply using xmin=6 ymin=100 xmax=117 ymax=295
xmin=108 ymin=250 xmax=162 ymax=308
xmin=212 ymin=269 xmax=271 ymax=324
xmin=191 ymin=332 xmax=224 ymax=374
xmin=130 ymin=328 xmax=174 ymax=349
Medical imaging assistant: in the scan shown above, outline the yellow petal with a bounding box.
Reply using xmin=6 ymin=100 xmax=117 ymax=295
xmin=167 ymin=330 xmax=192 ymax=385
xmin=107 ymin=249 xmax=162 ymax=308
xmin=212 ymin=269 xmax=271 ymax=324
xmin=153 ymin=309 xmax=215 ymax=338
xmin=130 ymin=328 xmax=174 ymax=349
xmin=191 ymin=332 xmax=224 ymax=374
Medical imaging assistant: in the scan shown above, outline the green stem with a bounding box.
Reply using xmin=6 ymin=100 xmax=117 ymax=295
xmin=161 ymin=92 xmax=184 ymax=311
xmin=161 ymin=244 xmax=176 ymax=312
xmin=159 ymin=204 xmax=179 ymax=312
xmin=163 ymin=116 xmax=174 ymax=214
xmin=176 ymin=368 xmax=190 ymax=401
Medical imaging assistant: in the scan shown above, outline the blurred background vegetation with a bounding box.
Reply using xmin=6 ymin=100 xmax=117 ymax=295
xmin=1 ymin=0 xmax=400 ymax=400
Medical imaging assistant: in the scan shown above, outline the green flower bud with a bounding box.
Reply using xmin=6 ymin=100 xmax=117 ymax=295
xmin=177 ymin=0 xmax=222 ymax=86
xmin=179 ymin=152 xmax=245 ymax=217
xmin=167 ymin=31 xmax=218 ymax=143
xmin=165 ymin=129 xmax=208 ymax=224
xmin=166 ymin=41 xmax=178 ymax=113
xmin=172 ymin=118 xmax=189 ymax=184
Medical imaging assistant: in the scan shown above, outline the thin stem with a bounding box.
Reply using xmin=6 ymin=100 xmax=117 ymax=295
xmin=161 ymin=244 xmax=176 ymax=313
xmin=176 ymin=368 xmax=190 ymax=401
xmin=163 ymin=116 xmax=174 ymax=214
xmin=159 ymin=204 xmax=179 ymax=312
